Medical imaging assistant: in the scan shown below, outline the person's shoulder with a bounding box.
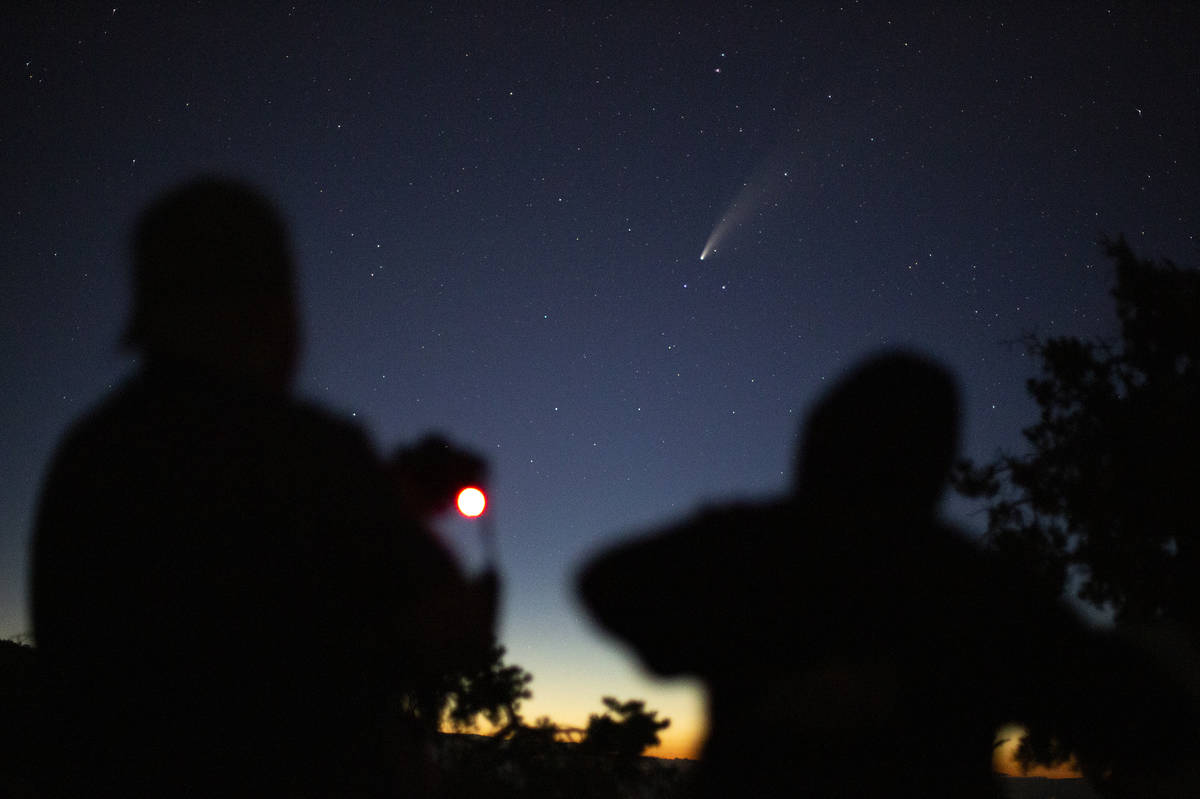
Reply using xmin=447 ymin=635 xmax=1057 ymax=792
xmin=593 ymin=498 xmax=798 ymax=589
xmin=288 ymin=398 xmax=371 ymax=445
xmin=669 ymin=497 xmax=795 ymax=540
xmin=263 ymin=398 xmax=384 ymax=481
xmin=272 ymin=400 xmax=393 ymax=494
xmin=933 ymin=521 xmax=1071 ymax=616
xmin=921 ymin=521 xmax=1000 ymax=579
xmin=49 ymin=375 xmax=147 ymax=458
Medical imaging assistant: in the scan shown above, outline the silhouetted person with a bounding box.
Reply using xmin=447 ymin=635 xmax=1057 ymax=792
xmin=31 ymin=178 xmax=494 ymax=797
xmin=579 ymin=351 xmax=1095 ymax=798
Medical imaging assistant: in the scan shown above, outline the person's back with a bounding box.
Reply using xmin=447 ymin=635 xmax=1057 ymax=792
xmin=31 ymin=178 xmax=483 ymax=797
xmin=581 ymin=500 xmax=1048 ymax=798
xmin=34 ymin=360 xmax=432 ymax=795
xmin=761 ymin=509 xmax=1057 ymax=799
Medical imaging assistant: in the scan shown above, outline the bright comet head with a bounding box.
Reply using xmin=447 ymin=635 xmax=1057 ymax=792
xmin=456 ymin=486 xmax=486 ymax=518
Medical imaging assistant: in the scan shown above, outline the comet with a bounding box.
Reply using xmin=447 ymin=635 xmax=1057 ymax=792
xmin=698 ymin=148 xmax=797 ymax=261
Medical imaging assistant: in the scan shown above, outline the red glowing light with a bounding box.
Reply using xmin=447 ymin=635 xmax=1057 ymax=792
xmin=456 ymin=487 xmax=486 ymax=517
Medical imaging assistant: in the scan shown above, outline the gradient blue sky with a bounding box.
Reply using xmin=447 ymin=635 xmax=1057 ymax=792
xmin=4 ymin=2 xmax=1197 ymax=757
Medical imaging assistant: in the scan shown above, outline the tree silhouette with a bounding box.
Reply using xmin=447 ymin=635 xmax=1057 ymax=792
xmin=954 ymin=236 xmax=1200 ymax=792
xmin=0 ymin=639 xmax=38 ymax=794
xmin=955 ymin=236 xmax=1200 ymax=631
xmin=580 ymin=696 xmax=670 ymax=759
xmin=428 ymin=641 xmax=533 ymax=736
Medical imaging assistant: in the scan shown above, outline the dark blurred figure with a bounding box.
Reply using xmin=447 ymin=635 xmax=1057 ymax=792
xmin=31 ymin=178 xmax=494 ymax=797
xmin=0 ymin=639 xmax=38 ymax=797
xmin=579 ymin=351 xmax=1095 ymax=798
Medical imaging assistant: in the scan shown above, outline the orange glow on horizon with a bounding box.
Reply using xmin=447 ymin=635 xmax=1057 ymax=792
xmin=992 ymin=724 xmax=1083 ymax=779
xmin=645 ymin=719 xmax=702 ymax=760
xmin=438 ymin=717 xmax=703 ymax=761
xmin=646 ymin=741 xmax=700 ymax=761
xmin=441 ymin=717 xmax=1081 ymax=773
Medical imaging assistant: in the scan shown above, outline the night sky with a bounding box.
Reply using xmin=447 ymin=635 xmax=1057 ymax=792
xmin=4 ymin=3 xmax=1198 ymax=758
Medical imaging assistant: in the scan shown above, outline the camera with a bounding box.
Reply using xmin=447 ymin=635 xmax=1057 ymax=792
xmin=390 ymin=433 xmax=488 ymax=519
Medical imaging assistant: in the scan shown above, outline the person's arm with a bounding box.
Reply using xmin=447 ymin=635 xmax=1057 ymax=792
xmin=577 ymin=503 xmax=774 ymax=677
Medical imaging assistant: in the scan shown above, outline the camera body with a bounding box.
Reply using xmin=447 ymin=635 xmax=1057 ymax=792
xmin=390 ymin=434 xmax=488 ymax=519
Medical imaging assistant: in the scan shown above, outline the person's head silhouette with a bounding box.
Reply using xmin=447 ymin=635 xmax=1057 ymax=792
xmin=794 ymin=350 xmax=960 ymax=518
xmin=125 ymin=177 xmax=300 ymax=391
